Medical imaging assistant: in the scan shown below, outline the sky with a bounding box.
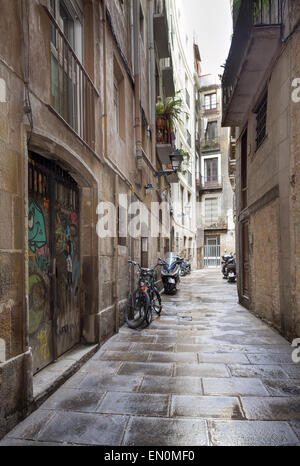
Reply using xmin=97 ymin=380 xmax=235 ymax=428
xmin=183 ymin=0 xmax=233 ymax=78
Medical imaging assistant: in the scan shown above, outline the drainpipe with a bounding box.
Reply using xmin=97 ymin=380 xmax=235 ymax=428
xmin=148 ymin=0 xmax=156 ymax=166
xmin=114 ymin=174 xmax=119 ymax=334
xmin=133 ymin=0 xmax=142 ymax=170
xmin=102 ymin=0 xmax=108 ymax=157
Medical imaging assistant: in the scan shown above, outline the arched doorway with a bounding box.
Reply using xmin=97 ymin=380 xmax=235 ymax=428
xmin=28 ymin=152 xmax=81 ymax=373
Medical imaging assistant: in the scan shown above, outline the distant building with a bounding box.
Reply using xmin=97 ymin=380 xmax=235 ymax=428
xmin=195 ymin=74 xmax=235 ymax=268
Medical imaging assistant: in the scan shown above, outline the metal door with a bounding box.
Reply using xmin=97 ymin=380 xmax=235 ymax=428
xmin=54 ymin=175 xmax=80 ymax=357
xmin=204 ymin=236 xmax=220 ymax=267
xmin=28 ymin=156 xmax=54 ymax=373
xmin=28 ymin=153 xmax=80 ymax=374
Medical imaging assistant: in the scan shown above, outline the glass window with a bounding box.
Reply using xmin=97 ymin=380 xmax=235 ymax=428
xmin=59 ymin=1 xmax=75 ymax=47
xmin=204 ymin=158 xmax=218 ymax=183
xmin=206 ymin=121 xmax=218 ymax=141
xmin=204 ymin=93 xmax=217 ymax=110
xmin=205 ymin=198 xmax=218 ymax=223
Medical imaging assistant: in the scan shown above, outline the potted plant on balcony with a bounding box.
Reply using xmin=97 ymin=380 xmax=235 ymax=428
xmin=156 ymin=91 xmax=184 ymax=144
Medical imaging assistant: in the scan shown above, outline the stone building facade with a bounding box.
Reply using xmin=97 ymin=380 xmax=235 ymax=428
xmin=222 ymin=0 xmax=300 ymax=341
xmin=163 ymin=0 xmax=198 ymax=267
xmin=0 ymin=0 xmax=174 ymax=438
xmin=196 ymin=75 xmax=235 ymax=268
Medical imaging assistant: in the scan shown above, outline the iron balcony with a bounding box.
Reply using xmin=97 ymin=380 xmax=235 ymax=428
xmin=222 ymin=0 xmax=282 ymax=127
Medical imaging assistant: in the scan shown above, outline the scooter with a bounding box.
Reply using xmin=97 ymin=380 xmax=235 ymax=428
xmin=221 ymin=253 xmax=234 ymax=279
xmin=159 ymin=253 xmax=183 ymax=295
xmin=185 ymin=257 xmax=191 ymax=274
xmin=179 ymin=257 xmax=188 ymax=277
xmin=227 ymin=256 xmax=236 ymax=283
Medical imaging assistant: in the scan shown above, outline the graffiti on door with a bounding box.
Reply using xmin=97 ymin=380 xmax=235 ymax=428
xmin=56 ymin=211 xmax=80 ymax=296
xmin=28 ymin=154 xmax=81 ymax=373
xmin=28 ymin=192 xmax=52 ymax=372
xmin=28 ymin=199 xmax=50 ymax=273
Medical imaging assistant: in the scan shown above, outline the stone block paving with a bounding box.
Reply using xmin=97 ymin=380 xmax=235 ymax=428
xmin=1 ymin=270 xmax=300 ymax=446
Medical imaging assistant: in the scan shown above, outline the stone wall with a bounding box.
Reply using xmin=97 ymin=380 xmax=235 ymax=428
xmin=234 ymin=4 xmax=300 ymax=340
xmin=250 ymin=200 xmax=281 ymax=330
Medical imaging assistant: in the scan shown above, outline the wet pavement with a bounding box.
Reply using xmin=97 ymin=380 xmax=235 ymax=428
xmin=1 ymin=269 xmax=300 ymax=446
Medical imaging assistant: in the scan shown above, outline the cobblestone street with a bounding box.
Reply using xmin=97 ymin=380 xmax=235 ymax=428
xmin=1 ymin=270 xmax=300 ymax=446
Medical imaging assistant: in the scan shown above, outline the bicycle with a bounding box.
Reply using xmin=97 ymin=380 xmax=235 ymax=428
xmin=125 ymin=260 xmax=162 ymax=329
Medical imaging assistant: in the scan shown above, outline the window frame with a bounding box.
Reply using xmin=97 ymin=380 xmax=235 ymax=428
xmin=204 ymin=197 xmax=219 ymax=224
xmin=204 ymin=92 xmax=217 ymax=111
xmin=255 ymin=91 xmax=268 ymax=150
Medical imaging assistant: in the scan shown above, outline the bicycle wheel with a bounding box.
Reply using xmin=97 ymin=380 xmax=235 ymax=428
xmin=152 ymin=287 xmax=162 ymax=316
xmin=125 ymin=289 xmax=149 ymax=329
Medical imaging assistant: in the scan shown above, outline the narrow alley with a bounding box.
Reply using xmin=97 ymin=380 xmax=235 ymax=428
xmin=1 ymin=270 xmax=299 ymax=447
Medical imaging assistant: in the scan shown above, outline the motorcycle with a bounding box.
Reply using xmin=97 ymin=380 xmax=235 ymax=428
xmin=179 ymin=257 xmax=188 ymax=277
xmin=159 ymin=252 xmax=183 ymax=295
xmin=221 ymin=253 xmax=234 ymax=279
xmin=180 ymin=257 xmax=191 ymax=276
xmin=185 ymin=257 xmax=191 ymax=274
xmin=227 ymin=255 xmax=236 ymax=283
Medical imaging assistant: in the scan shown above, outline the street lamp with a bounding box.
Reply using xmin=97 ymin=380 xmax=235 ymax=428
xmin=154 ymin=149 xmax=183 ymax=178
xmin=169 ymin=149 xmax=183 ymax=172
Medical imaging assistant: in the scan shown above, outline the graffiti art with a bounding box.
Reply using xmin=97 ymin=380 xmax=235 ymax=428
xmin=28 ymin=200 xmax=47 ymax=253
xmin=29 ymin=273 xmax=47 ymax=335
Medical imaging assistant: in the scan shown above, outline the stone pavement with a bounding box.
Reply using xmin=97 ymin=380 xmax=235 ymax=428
xmin=1 ymin=270 xmax=300 ymax=446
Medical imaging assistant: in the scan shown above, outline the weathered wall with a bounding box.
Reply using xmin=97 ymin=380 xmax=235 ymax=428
xmin=234 ymin=3 xmax=300 ymax=340
xmin=290 ymin=1 xmax=300 ymax=339
xmin=250 ymin=200 xmax=281 ymax=329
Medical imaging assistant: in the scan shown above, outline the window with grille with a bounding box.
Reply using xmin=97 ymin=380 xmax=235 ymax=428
xmin=205 ymin=198 xmax=218 ymax=224
xmin=256 ymin=92 xmax=267 ymax=149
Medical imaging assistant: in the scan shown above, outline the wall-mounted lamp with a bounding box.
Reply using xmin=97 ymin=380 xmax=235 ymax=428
xmin=154 ymin=149 xmax=184 ymax=178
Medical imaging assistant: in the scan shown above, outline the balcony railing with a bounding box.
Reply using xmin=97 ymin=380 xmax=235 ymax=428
xmin=154 ymin=0 xmax=170 ymax=59
xmin=222 ymin=0 xmax=282 ymax=126
xmin=156 ymin=116 xmax=173 ymax=145
xmin=186 ymin=130 xmax=191 ymax=147
xmin=203 ymin=103 xmax=220 ymax=115
xmin=196 ymin=176 xmax=223 ymax=191
xmin=205 ymin=219 xmax=228 ymax=231
xmin=201 ymin=137 xmax=220 ymax=151
xmin=47 ymin=9 xmax=97 ymax=150
xmin=156 ymin=116 xmax=175 ymax=165
xmin=154 ymin=0 xmax=166 ymax=14
xmin=186 ymin=89 xmax=190 ymax=108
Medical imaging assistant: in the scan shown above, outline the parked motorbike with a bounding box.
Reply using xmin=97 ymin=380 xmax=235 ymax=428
xmin=159 ymin=252 xmax=183 ymax=295
xmin=180 ymin=257 xmax=192 ymax=276
xmin=226 ymin=255 xmax=236 ymax=283
xmin=185 ymin=257 xmax=191 ymax=274
xmin=221 ymin=253 xmax=234 ymax=279
xmin=179 ymin=257 xmax=188 ymax=277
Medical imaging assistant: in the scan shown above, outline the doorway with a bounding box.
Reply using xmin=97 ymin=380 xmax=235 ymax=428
xmin=204 ymin=235 xmax=221 ymax=267
xmin=28 ymin=153 xmax=81 ymax=374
